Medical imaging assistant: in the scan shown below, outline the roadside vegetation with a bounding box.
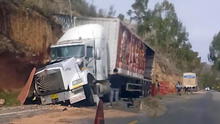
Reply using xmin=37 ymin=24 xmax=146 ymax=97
xmin=140 ymin=97 xmax=166 ymax=117
xmin=0 ymin=90 xmax=20 ymax=106
xmin=11 ymin=0 xmax=116 ymax=18
xmin=124 ymin=0 xmax=220 ymax=90
xmin=204 ymin=31 xmax=220 ymax=91
xmin=126 ymin=0 xmax=201 ymax=73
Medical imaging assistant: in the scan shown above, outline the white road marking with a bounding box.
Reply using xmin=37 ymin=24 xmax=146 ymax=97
xmin=0 ymin=108 xmax=47 ymax=117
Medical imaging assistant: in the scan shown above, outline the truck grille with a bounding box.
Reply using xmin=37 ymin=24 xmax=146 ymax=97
xmin=34 ymin=69 xmax=65 ymax=96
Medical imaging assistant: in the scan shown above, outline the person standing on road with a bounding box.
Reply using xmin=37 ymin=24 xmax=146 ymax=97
xmin=176 ymin=81 xmax=181 ymax=96
xmin=157 ymin=80 xmax=160 ymax=94
xmin=109 ymin=68 xmax=123 ymax=106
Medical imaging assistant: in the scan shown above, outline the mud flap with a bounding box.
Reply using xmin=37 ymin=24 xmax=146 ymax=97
xmin=17 ymin=67 xmax=36 ymax=105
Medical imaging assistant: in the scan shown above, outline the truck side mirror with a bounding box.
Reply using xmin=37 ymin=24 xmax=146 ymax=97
xmin=95 ymin=48 xmax=101 ymax=60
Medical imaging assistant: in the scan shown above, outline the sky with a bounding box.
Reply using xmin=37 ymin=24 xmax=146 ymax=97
xmin=87 ymin=0 xmax=220 ymax=63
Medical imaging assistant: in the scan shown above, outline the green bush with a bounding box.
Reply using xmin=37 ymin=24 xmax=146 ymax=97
xmin=0 ymin=90 xmax=20 ymax=106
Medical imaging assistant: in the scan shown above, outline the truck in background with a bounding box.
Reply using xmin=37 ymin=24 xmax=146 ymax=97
xmin=182 ymin=73 xmax=198 ymax=91
xmin=22 ymin=17 xmax=155 ymax=105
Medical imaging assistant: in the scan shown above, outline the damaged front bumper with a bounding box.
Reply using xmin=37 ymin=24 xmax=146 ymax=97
xmin=40 ymin=86 xmax=86 ymax=105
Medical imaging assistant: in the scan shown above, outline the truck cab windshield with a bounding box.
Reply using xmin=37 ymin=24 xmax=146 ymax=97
xmin=51 ymin=45 xmax=85 ymax=60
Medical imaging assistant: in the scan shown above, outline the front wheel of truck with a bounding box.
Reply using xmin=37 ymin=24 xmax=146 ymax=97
xmin=83 ymin=84 xmax=95 ymax=106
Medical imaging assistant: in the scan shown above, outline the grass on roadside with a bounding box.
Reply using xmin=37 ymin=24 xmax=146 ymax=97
xmin=155 ymin=95 xmax=163 ymax=100
xmin=140 ymin=97 xmax=167 ymax=117
xmin=141 ymin=97 xmax=160 ymax=108
xmin=0 ymin=90 xmax=20 ymax=106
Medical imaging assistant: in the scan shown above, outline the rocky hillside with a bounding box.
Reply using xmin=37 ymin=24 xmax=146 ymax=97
xmin=0 ymin=1 xmax=62 ymax=89
xmin=0 ymin=0 xmax=182 ymax=91
xmin=152 ymin=53 xmax=182 ymax=86
xmin=19 ymin=0 xmax=80 ymax=16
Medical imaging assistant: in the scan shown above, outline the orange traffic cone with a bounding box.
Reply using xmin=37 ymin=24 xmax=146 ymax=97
xmin=94 ymin=99 xmax=104 ymax=124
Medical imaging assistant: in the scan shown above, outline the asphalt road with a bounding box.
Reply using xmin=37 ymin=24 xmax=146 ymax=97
xmin=1 ymin=91 xmax=220 ymax=124
xmin=106 ymin=91 xmax=220 ymax=124
xmin=0 ymin=105 xmax=60 ymax=124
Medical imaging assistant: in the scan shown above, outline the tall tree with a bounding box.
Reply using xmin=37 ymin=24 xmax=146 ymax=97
xmin=209 ymin=31 xmax=220 ymax=70
xmin=127 ymin=0 xmax=149 ymax=23
xmin=128 ymin=0 xmax=201 ymax=72
xmin=118 ymin=13 xmax=125 ymax=21
xmin=107 ymin=5 xmax=116 ymax=17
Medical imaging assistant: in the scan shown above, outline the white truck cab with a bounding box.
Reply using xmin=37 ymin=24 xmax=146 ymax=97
xmin=55 ymin=24 xmax=108 ymax=80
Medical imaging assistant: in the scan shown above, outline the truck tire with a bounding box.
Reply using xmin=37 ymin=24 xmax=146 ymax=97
xmin=83 ymin=84 xmax=95 ymax=106
xmin=102 ymin=92 xmax=110 ymax=102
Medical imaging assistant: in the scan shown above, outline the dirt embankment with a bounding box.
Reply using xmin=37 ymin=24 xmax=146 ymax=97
xmin=0 ymin=1 xmax=62 ymax=90
xmin=153 ymin=54 xmax=182 ymax=86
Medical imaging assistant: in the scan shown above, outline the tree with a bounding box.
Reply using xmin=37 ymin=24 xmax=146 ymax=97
xmin=209 ymin=31 xmax=220 ymax=70
xmin=128 ymin=0 xmax=201 ymax=72
xmin=118 ymin=13 xmax=125 ymax=21
xmin=137 ymin=0 xmax=188 ymax=50
xmin=88 ymin=4 xmax=97 ymax=17
xmin=127 ymin=0 xmax=149 ymax=23
xmin=107 ymin=5 xmax=116 ymax=17
xmin=199 ymin=72 xmax=216 ymax=88
xmin=98 ymin=9 xmax=106 ymax=17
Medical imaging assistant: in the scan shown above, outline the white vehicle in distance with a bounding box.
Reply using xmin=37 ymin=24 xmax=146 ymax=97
xmin=205 ymin=87 xmax=210 ymax=91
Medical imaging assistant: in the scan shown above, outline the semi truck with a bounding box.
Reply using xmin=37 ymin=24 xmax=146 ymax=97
xmin=21 ymin=17 xmax=155 ymax=105
xmin=182 ymin=73 xmax=198 ymax=88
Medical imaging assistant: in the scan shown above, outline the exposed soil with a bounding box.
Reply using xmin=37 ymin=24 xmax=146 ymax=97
xmin=0 ymin=53 xmax=33 ymax=90
xmin=9 ymin=105 xmax=137 ymax=124
xmin=153 ymin=54 xmax=182 ymax=85
xmin=0 ymin=0 xmax=62 ymax=90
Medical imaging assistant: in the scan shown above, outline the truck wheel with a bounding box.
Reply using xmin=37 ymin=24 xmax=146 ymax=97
xmin=83 ymin=84 xmax=95 ymax=106
xmin=102 ymin=92 xmax=110 ymax=102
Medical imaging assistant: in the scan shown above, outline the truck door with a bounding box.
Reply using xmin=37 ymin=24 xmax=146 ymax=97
xmin=86 ymin=46 xmax=95 ymax=74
